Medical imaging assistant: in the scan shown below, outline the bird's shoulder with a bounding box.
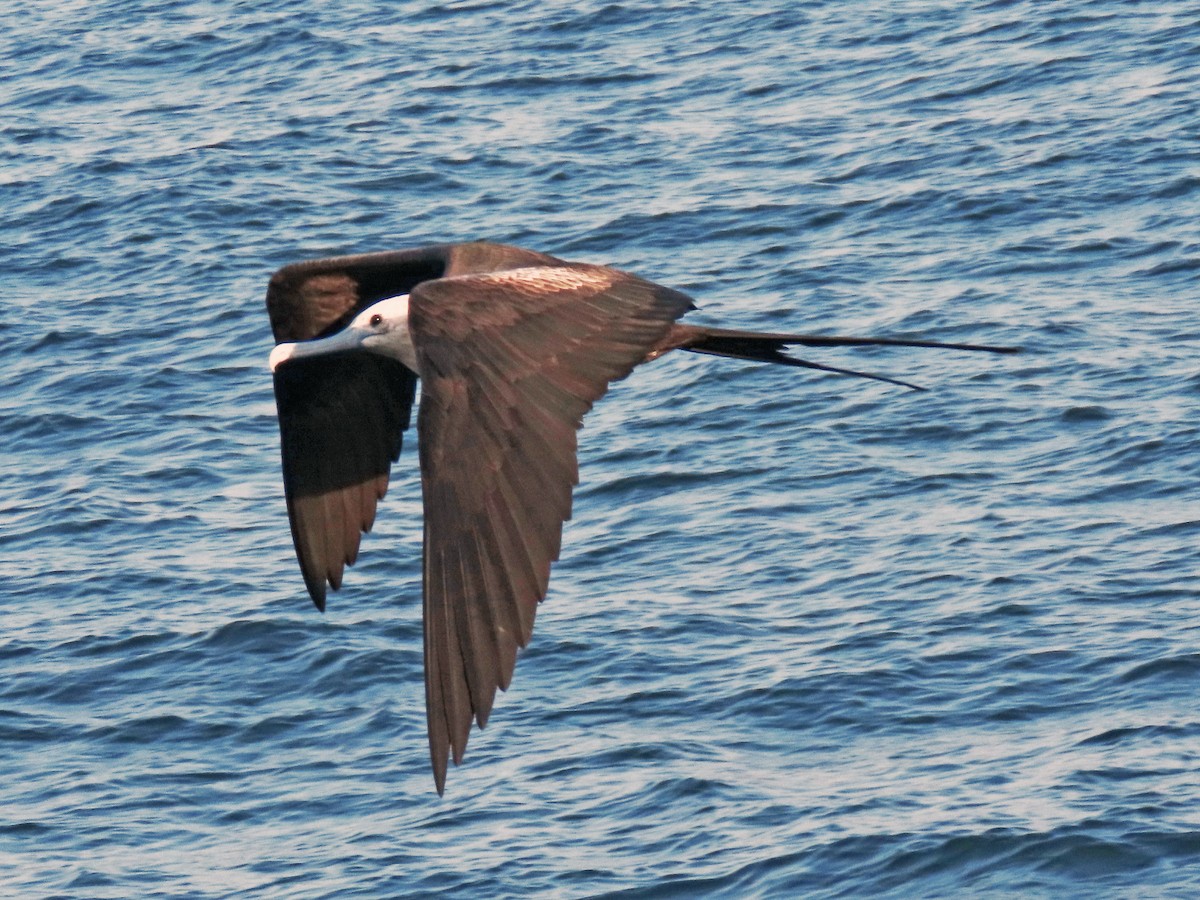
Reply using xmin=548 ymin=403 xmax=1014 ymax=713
xmin=265 ymin=242 xmax=570 ymax=343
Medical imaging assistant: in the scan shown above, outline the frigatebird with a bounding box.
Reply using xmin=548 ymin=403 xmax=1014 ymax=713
xmin=266 ymin=240 xmax=1016 ymax=793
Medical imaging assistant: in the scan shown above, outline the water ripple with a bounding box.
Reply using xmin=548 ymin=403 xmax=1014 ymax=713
xmin=4 ymin=0 xmax=1200 ymax=896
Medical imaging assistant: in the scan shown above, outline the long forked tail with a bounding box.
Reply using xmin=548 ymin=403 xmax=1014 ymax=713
xmin=669 ymin=325 xmax=1020 ymax=391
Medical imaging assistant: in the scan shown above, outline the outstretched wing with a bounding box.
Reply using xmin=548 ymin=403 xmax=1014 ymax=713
xmin=410 ymin=264 xmax=695 ymax=792
xmin=267 ymin=243 xmax=568 ymax=609
xmin=273 ymin=354 xmax=417 ymax=609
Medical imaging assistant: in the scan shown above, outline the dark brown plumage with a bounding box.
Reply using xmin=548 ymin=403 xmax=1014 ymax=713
xmin=265 ymin=240 xmax=1017 ymax=793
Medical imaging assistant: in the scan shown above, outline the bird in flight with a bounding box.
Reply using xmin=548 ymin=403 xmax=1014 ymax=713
xmin=266 ymin=241 xmax=1016 ymax=793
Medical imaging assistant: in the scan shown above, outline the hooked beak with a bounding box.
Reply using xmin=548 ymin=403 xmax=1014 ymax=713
xmin=269 ymin=326 xmax=366 ymax=372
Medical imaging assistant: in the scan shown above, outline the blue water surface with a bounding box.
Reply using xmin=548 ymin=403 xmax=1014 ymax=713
xmin=4 ymin=0 xmax=1200 ymax=896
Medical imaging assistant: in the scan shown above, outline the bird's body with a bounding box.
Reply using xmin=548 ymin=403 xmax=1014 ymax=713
xmin=266 ymin=240 xmax=1016 ymax=793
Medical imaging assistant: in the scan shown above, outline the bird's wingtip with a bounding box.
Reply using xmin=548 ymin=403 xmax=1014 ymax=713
xmin=309 ymin=586 xmax=327 ymax=613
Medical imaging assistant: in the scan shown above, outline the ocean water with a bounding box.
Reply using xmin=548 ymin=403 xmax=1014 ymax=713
xmin=4 ymin=0 xmax=1199 ymax=896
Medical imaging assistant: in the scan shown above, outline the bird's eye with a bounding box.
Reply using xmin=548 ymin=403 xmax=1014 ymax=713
xmin=369 ymin=314 xmax=383 ymax=327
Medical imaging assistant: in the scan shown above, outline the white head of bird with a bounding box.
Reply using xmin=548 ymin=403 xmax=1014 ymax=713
xmin=269 ymin=294 xmax=419 ymax=373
